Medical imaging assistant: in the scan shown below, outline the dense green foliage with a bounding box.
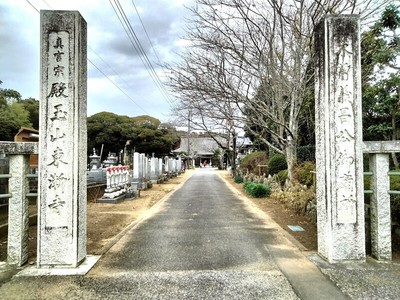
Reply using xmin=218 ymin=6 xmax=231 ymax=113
xmin=87 ymin=112 xmax=180 ymax=158
xmin=234 ymin=175 xmax=244 ymax=183
xmin=239 ymin=151 xmax=268 ymax=174
xmin=0 ymin=83 xmax=38 ymax=141
xmin=20 ymin=98 xmax=39 ymax=129
xmin=362 ymin=4 xmax=400 ymax=142
xmin=243 ymin=181 xmax=271 ymax=198
xmin=268 ymin=154 xmax=287 ymax=175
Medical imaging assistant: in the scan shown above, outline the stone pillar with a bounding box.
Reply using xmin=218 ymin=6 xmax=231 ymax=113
xmin=158 ymin=158 xmax=163 ymax=181
xmin=146 ymin=157 xmax=150 ymax=180
xmin=38 ymin=10 xmax=87 ymax=268
xmin=154 ymin=157 xmax=159 ymax=181
xmin=172 ymin=159 xmax=176 ymax=174
xmin=315 ymin=15 xmax=365 ymax=262
xmin=369 ymin=153 xmax=391 ymax=260
xmin=177 ymin=157 xmax=182 ymax=173
xmin=164 ymin=156 xmax=169 ymax=174
xmin=150 ymin=157 xmax=157 ymax=182
xmin=158 ymin=158 xmax=162 ymax=176
xmin=0 ymin=143 xmax=38 ymax=266
xmin=0 ymin=142 xmax=37 ymax=266
xmin=132 ymin=152 xmax=140 ymax=190
xmin=169 ymin=158 xmax=174 ymax=176
xmin=139 ymin=153 xmax=145 ymax=188
xmin=7 ymin=155 xmax=30 ymax=266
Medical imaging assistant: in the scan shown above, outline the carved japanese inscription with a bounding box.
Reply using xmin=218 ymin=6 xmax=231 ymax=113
xmin=39 ymin=10 xmax=87 ymax=268
xmin=331 ymin=26 xmax=358 ymax=224
xmin=45 ymin=31 xmax=71 ymax=229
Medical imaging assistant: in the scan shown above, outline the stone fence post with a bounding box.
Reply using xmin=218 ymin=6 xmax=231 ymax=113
xmin=0 ymin=142 xmax=38 ymax=266
xmin=363 ymin=141 xmax=400 ymax=261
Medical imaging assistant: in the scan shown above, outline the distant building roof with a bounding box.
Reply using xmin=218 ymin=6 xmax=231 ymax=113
xmin=14 ymin=127 xmax=39 ymax=142
xmin=237 ymin=136 xmax=252 ymax=147
xmin=173 ymin=136 xmax=226 ymax=157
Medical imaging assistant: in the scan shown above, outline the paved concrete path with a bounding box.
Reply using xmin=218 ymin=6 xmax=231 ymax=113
xmin=0 ymin=169 xmax=347 ymax=299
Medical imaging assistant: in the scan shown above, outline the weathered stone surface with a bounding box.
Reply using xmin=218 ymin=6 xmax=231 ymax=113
xmin=369 ymin=153 xmax=392 ymax=260
xmin=164 ymin=156 xmax=169 ymax=173
xmin=315 ymin=15 xmax=365 ymax=262
xmin=158 ymin=158 xmax=163 ymax=177
xmin=150 ymin=157 xmax=158 ymax=182
xmin=363 ymin=140 xmax=400 ymax=261
xmin=140 ymin=153 xmax=145 ymax=186
xmin=7 ymin=155 xmax=29 ymax=266
xmin=38 ymin=10 xmax=87 ymax=268
xmin=133 ymin=152 xmax=139 ymax=179
xmin=0 ymin=142 xmax=38 ymax=154
xmin=363 ymin=141 xmax=400 ymax=153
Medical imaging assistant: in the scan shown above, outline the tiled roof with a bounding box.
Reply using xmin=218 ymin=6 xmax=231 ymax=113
xmin=174 ymin=136 xmax=226 ymax=156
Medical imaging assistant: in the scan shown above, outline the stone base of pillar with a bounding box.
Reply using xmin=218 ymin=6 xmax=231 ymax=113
xmin=18 ymin=255 xmax=100 ymax=276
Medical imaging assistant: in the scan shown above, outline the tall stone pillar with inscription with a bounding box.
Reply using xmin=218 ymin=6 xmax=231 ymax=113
xmin=38 ymin=11 xmax=87 ymax=268
xmin=315 ymin=15 xmax=365 ymax=263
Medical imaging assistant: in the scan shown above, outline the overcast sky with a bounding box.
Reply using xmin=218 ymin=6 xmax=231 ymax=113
xmin=0 ymin=0 xmax=195 ymax=122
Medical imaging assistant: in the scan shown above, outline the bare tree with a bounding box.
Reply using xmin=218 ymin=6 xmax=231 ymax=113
xmin=167 ymin=0 xmax=384 ymax=181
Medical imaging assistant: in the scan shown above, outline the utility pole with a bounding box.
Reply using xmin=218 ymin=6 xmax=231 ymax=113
xmin=187 ymin=109 xmax=191 ymax=157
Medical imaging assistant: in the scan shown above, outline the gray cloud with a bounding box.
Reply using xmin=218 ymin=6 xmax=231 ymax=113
xmin=0 ymin=0 xmax=194 ymax=121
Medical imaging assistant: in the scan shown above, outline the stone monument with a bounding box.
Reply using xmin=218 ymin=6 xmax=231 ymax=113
xmin=315 ymin=15 xmax=365 ymax=262
xmin=38 ymin=10 xmax=87 ymax=268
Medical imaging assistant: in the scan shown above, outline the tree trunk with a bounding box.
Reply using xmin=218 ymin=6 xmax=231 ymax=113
xmin=231 ymin=134 xmax=237 ymax=176
xmin=285 ymin=137 xmax=297 ymax=185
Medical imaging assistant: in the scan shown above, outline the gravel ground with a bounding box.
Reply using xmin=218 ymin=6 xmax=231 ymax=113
xmin=0 ymin=270 xmax=299 ymax=300
xmin=310 ymin=254 xmax=400 ymax=300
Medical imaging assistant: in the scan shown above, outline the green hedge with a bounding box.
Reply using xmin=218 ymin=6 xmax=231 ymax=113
xmin=268 ymin=154 xmax=287 ymax=175
xmin=234 ymin=175 xmax=244 ymax=183
xmin=243 ymin=181 xmax=271 ymax=198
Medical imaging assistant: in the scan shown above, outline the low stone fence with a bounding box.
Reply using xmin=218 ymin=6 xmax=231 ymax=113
xmin=0 ymin=142 xmax=38 ymax=266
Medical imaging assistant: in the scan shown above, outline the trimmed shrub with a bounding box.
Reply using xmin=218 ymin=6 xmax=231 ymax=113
xmin=243 ymin=181 xmax=271 ymax=198
xmin=268 ymin=154 xmax=287 ymax=175
xmin=234 ymin=175 xmax=244 ymax=183
xmin=243 ymin=181 xmax=253 ymax=190
xmin=239 ymin=151 xmax=268 ymax=174
xmin=295 ymin=161 xmax=315 ymax=187
xmin=276 ymin=169 xmax=288 ymax=187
